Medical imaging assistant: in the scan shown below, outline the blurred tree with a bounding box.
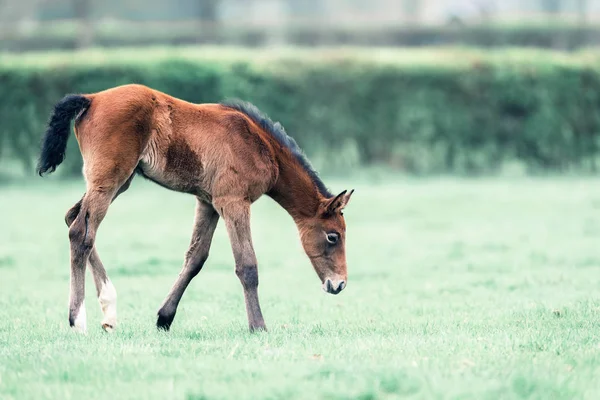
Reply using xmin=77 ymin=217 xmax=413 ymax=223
xmin=0 ymin=0 xmax=43 ymax=36
xmin=199 ymin=0 xmax=218 ymax=21
xmin=576 ymin=0 xmax=588 ymax=24
xmin=402 ymin=0 xmax=421 ymax=25
xmin=476 ymin=0 xmax=496 ymax=22
xmin=0 ymin=0 xmax=35 ymax=21
xmin=576 ymin=0 xmax=588 ymax=48
xmin=286 ymin=0 xmax=322 ymax=17
xmin=541 ymin=0 xmax=562 ymax=13
xmin=198 ymin=0 xmax=220 ymax=42
xmin=445 ymin=0 xmax=494 ymax=26
xmin=72 ymin=0 xmax=93 ymax=48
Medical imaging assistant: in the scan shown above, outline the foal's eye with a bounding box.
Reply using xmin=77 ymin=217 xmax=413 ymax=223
xmin=326 ymin=232 xmax=340 ymax=245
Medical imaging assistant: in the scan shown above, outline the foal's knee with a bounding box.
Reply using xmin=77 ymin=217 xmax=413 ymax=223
xmin=236 ymin=264 xmax=259 ymax=289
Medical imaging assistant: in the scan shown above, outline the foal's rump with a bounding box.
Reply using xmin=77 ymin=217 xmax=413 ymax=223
xmin=37 ymin=84 xmax=157 ymax=178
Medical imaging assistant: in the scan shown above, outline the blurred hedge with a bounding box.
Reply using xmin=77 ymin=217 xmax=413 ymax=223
xmin=1 ymin=47 xmax=600 ymax=176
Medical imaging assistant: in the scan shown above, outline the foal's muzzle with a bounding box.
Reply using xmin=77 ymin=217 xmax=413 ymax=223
xmin=323 ymin=278 xmax=346 ymax=295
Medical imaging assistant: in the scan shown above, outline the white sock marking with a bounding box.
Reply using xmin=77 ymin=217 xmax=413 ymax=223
xmin=73 ymin=302 xmax=87 ymax=333
xmin=99 ymin=280 xmax=117 ymax=330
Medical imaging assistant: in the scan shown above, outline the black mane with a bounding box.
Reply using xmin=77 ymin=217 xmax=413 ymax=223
xmin=220 ymin=100 xmax=332 ymax=198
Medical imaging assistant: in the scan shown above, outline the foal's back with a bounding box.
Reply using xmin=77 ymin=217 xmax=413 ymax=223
xmin=80 ymin=84 xmax=278 ymax=201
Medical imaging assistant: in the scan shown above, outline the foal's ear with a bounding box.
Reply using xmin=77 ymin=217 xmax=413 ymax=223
xmin=323 ymin=189 xmax=354 ymax=215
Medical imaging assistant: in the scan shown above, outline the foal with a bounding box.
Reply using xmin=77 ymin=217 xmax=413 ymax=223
xmin=38 ymin=84 xmax=353 ymax=333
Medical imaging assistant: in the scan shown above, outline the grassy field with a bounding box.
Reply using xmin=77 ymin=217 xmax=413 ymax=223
xmin=1 ymin=177 xmax=600 ymax=399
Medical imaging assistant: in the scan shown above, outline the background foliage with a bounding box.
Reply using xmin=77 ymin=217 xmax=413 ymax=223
xmin=2 ymin=47 xmax=600 ymax=176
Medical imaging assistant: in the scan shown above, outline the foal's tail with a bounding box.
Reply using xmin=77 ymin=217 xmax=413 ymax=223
xmin=37 ymin=94 xmax=92 ymax=176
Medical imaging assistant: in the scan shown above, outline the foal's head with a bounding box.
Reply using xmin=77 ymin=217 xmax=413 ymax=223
xmin=298 ymin=190 xmax=354 ymax=295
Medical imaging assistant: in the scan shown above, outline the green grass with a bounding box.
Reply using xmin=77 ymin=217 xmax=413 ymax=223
xmin=1 ymin=177 xmax=600 ymax=399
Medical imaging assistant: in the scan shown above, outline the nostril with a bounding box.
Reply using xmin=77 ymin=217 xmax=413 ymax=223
xmin=326 ymin=279 xmax=333 ymax=293
xmin=339 ymin=281 xmax=346 ymax=291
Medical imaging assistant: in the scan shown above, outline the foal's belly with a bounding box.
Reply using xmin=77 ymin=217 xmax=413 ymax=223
xmin=136 ymin=159 xmax=212 ymax=203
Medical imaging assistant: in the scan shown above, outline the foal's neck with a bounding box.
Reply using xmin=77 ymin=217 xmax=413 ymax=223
xmin=268 ymin=156 xmax=323 ymax=222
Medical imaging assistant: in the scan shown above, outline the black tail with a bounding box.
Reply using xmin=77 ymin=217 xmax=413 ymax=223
xmin=37 ymin=94 xmax=91 ymax=176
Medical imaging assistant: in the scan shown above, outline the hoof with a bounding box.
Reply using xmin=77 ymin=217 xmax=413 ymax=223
xmin=156 ymin=311 xmax=175 ymax=331
xmin=71 ymin=325 xmax=87 ymax=334
xmin=101 ymin=315 xmax=117 ymax=333
xmin=69 ymin=303 xmax=87 ymax=333
xmin=249 ymin=325 xmax=267 ymax=333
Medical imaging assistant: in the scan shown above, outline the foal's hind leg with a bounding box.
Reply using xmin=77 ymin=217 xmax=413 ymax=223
xmin=65 ymin=172 xmax=135 ymax=332
xmin=88 ymin=249 xmax=117 ymax=332
xmin=67 ymin=189 xmax=113 ymax=332
xmin=67 ymin=163 xmax=137 ymax=332
xmin=92 ymin=172 xmax=135 ymax=332
xmin=157 ymin=199 xmax=219 ymax=330
xmin=64 ymin=198 xmax=88 ymax=332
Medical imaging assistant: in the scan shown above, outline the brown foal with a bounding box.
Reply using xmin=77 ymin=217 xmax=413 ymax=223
xmin=38 ymin=84 xmax=353 ymax=333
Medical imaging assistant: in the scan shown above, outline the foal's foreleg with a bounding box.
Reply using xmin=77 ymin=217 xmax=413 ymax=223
xmin=157 ymin=200 xmax=219 ymax=330
xmin=215 ymin=199 xmax=266 ymax=332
